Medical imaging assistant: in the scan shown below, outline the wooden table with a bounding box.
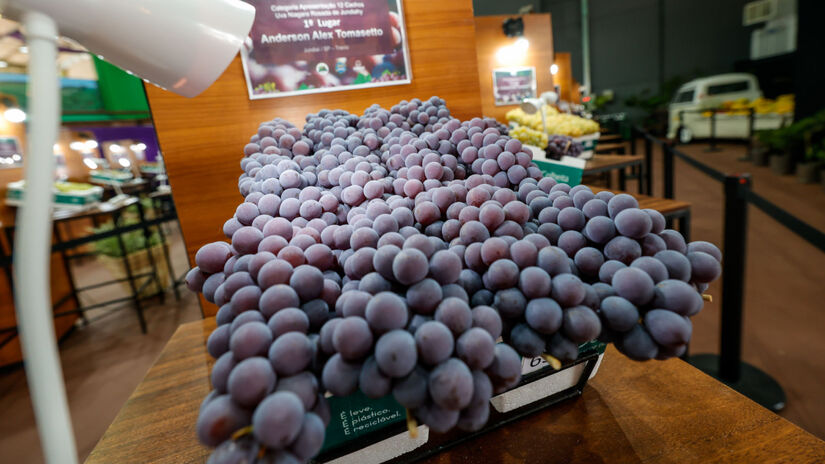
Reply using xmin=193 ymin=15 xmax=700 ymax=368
xmin=595 ymin=142 xmax=628 ymax=154
xmin=86 ymin=319 xmax=825 ymax=463
xmin=584 ymin=154 xmax=644 ymax=193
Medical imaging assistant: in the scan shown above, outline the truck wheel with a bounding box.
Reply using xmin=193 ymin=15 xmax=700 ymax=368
xmin=678 ymin=127 xmax=693 ymax=144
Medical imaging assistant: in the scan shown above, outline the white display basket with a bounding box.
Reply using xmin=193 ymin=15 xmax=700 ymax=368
xmin=315 ymin=344 xmax=606 ymax=464
xmin=572 ymin=132 xmax=600 ymax=160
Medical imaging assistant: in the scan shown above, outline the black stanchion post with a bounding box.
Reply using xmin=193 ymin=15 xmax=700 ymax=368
xmin=678 ymin=111 xmax=684 ymax=144
xmin=663 ymin=142 xmax=674 ymax=200
xmin=689 ymin=174 xmax=786 ymax=412
xmin=707 ymin=109 xmax=720 ymax=152
xmin=719 ymin=175 xmax=748 ymax=382
xmin=739 ymin=108 xmax=756 ymax=162
xmin=644 ymin=136 xmax=653 ymax=196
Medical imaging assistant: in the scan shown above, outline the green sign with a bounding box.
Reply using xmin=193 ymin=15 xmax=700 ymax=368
xmin=532 ymin=159 xmax=583 ymax=186
xmin=319 ymin=389 xmax=406 ymax=454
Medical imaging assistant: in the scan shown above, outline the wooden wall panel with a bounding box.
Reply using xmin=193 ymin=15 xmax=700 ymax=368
xmin=474 ymin=14 xmax=555 ymax=123
xmin=146 ymin=0 xmax=483 ymax=316
xmin=554 ymin=52 xmax=576 ymax=103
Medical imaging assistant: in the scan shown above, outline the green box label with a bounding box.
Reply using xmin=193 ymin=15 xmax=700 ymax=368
xmin=320 ymin=390 xmax=406 ymax=454
xmin=532 ymin=159 xmax=583 ymax=186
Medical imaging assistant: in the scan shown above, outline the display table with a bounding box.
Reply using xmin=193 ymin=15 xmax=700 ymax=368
xmin=85 ymin=318 xmax=825 ymax=463
xmin=584 ymin=154 xmax=643 ymax=192
xmin=594 ymin=141 xmax=628 ymax=154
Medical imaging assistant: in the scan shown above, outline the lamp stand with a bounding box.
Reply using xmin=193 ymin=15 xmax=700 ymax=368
xmin=13 ymin=9 xmax=79 ymax=464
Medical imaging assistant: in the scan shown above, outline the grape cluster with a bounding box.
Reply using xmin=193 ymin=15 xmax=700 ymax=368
xmin=185 ymin=96 xmax=721 ymax=463
xmin=545 ymin=135 xmax=584 ymax=160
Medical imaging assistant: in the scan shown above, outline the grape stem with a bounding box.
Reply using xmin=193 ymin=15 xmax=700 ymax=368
xmin=541 ymin=353 xmax=562 ymax=370
xmin=406 ymin=409 xmax=418 ymax=438
xmin=231 ymin=425 xmax=254 ymax=440
xmin=702 ymin=294 xmax=713 ymax=302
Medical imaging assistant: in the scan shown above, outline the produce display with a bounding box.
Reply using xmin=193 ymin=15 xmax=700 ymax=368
xmin=5 ymin=180 xmax=103 ymax=207
xmin=185 ymin=96 xmax=721 ymax=463
xmin=544 ymin=135 xmax=584 ymax=160
xmin=509 ymin=125 xmax=548 ymax=148
xmin=701 ymin=94 xmax=795 ymax=117
xmin=507 ymin=106 xmax=600 ymax=137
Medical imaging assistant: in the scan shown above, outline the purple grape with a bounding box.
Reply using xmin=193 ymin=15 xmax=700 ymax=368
xmin=359 ymin=356 xmax=393 ymax=399
xmin=518 ymin=266 xmax=551 ymax=299
xmin=612 ymin=267 xmax=655 ymax=306
xmin=687 ymin=251 xmax=721 ymax=283
xmin=654 ymin=250 xmax=692 ymax=282
xmin=574 ymin=247 xmax=605 ymax=277
xmin=375 ymin=329 xmax=417 ymax=378
xmin=197 ymin=394 xmax=251 ymax=447
xmin=562 ymin=306 xmax=602 ymax=343
xmin=252 ymin=392 xmax=305 ymax=448
xmin=644 ymin=309 xmax=692 ymax=347
xmin=228 ymin=357 xmax=276 ymax=407
xmin=659 ymin=229 xmax=687 ymax=253
xmin=550 ymin=274 xmax=586 ymax=307
xmin=600 ymin=296 xmax=639 ymax=332
xmin=268 ymin=307 xmax=310 ymax=337
xmin=196 ymin=242 xmax=232 ymax=274
xmin=604 ymin=236 xmax=642 ymax=264
xmin=509 ymin=323 xmax=545 ymax=357
xmin=415 ymin=320 xmax=455 ymax=366
xmin=607 ymin=193 xmax=639 ymax=218
xmin=652 ymin=279 xmax=704 ymax=316
xmin=471 ymin=305 xmax=502 ymax=339
xmin=631 ymin=256 xmax=669 ymax=283
xmin=321 ymin=353 xmax=361 ymax=396
xmin=393 ymin=367 xmax=429 ymax=409
xmin=524 ymin=298 xmax=563 ymax=334
xmin=428 ymin=358 xmax=473 ymax=410
xmin=392 ymin=248 xmax=429 ymax=284
xmin=406 ymin=278 xmax=443 ymax=315
xmin=435 ymin=297 xmax=473 ymax=335
xmin=230 ymin=321 xmax=272 ymax=360
xmin=687 ymin=241 xmax=722 ymax=262
xmin=365 ymin=292 xmax=409 ymax=333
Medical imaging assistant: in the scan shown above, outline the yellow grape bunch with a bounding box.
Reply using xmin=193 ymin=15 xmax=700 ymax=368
xmin=507 ymin=106 xmax=599 ymax=137
xmin=509 ymin=125 xmax=548 ymax=147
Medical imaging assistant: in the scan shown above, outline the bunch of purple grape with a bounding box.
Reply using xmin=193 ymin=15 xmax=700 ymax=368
xmin=545 ymin=135 xmax=583 ymax=160
xmin=184 ymin=96 xmax=721 ymax=463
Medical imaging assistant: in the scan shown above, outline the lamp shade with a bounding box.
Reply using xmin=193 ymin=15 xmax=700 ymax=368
xmin=3 ymin=0 xmax=256 ymax=97
xmin=520 ymin=97 xmax=544 ymax=115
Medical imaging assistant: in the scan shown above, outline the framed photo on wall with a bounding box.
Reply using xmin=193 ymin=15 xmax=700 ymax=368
xmin=492 ymin=66 xmax=537 ymax=106
xmin=240 ymin=0 xmax=412 ymax=99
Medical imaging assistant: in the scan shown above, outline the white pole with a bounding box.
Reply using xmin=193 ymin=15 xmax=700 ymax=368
xmin=14 ymin=9 xmax=79 ymax=464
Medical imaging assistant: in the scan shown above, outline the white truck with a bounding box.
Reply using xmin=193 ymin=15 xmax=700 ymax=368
xmin=666 ymin=73 xmax=791 ymax=143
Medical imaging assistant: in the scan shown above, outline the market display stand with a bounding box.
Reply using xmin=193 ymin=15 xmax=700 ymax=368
xmin=85 ymin=318 xmax=825 ymax=464
xmin=583 ymin=154 xmax=644 ymax=192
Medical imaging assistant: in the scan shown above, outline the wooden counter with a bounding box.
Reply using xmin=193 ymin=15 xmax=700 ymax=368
xmin=86 ymin=318 xmax=825 ymax=463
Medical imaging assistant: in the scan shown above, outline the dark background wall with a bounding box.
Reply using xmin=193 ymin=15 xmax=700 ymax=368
xmin=473 ymin=0 xmax=753 ymax=109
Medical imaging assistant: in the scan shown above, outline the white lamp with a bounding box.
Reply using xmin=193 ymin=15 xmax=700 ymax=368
xmin=521 ymin=97 xmax=547 ymax=133
xmin=0 ymin=1 xmax=255 ymax=463
xmin=540 ymin=91 xmax=559 ymax=106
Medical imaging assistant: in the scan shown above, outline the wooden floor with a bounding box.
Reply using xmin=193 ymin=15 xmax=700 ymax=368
xmin=1 ymin=142 xmax=824 ymax=463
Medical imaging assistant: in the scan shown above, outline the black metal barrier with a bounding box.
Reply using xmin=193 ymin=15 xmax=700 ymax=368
xmin=632 ymin=125 xmax=825 ymax=412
